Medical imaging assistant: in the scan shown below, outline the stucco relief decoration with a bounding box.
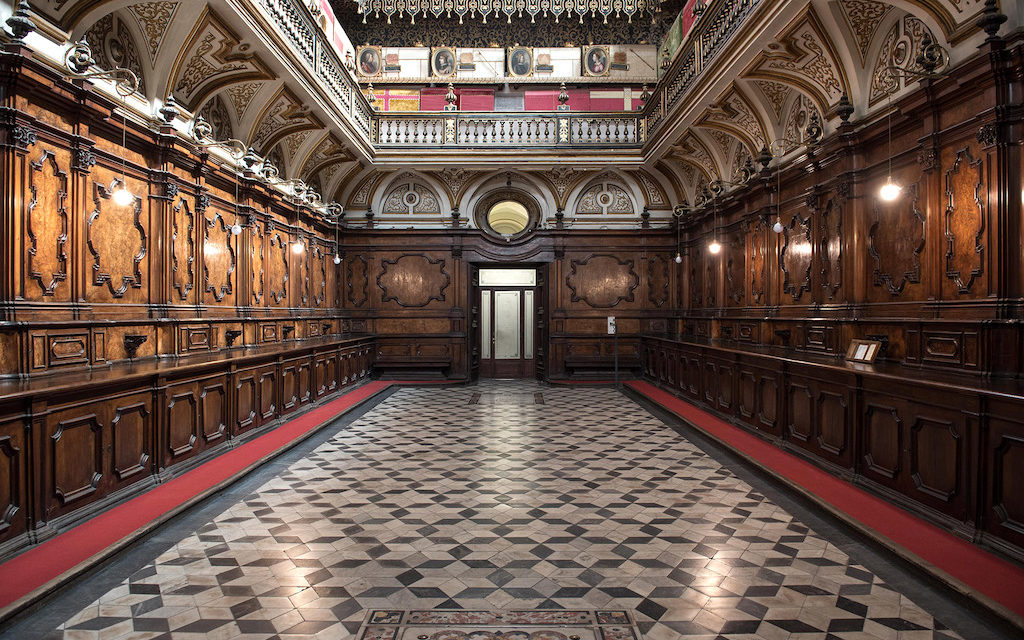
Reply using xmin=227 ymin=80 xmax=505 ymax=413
xmin=126 ymin=1 xmax=180 ymax=60
xmin=869 ymin=16 xmax=936 ymax=105
xmin=226 ymin=82 xmax=264 ymax=121
xmin=382 ymin=176 xmax=442 ymax=215
xmin=700 ymin=89 xmax=767 ymax=153
xmin=566 ymin=254 xmax=639 ymax=308
xmin=249 ymin=87 xmax=322 ymax=154
xmin=575 ymin=178 xmax=634 ymax=215
xmin=83 ymin=15 xmax=147 ymax=95
xmin=752 ymin=80 xmax=791 ymax=121
xmin=197 ymin=95 xmax=233 ymax=141
xmin=838 ymin=0 xmax=892 ymax=62
xmin=299 ymin=135 xmax=350 ymax=181
xmin=629 ymin=170 xmax=667 ymax=208
xmin=782 ymin=94 xmax=821 ymax=153
xmin=378 ymin=254 xmax=450 ymax=307
xmin=171 ymin=9 xmax=272 ymax=110
xmin=748 ymin=11 xmax=846 ymax=113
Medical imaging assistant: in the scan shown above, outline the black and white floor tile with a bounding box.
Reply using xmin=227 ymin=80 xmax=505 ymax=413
xmin=21 ymin=382 xmax=978 ymax=639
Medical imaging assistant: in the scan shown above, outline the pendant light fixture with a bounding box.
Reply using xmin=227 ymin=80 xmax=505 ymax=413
xmin=672 ymin=205 xmax=684 ymax=264
xmin=111 ymin=88 xmax=134 ymax=206
xmin=333 ymin=218 xmax=342 ymax=265
xmin=708 ymin=191 xmax=721 ymax=255
xmin=291 ymin=235 xmax=305 ymax=255
xmin=879 ymin=87 xmax=901 ymax=202
xmin=231 ymin=166 xmax=244 ymax=236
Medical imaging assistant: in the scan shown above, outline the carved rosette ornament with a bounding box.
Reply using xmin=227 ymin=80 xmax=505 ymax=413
xmin=72 ymin=147 xmax=97 ymax=172
xmin=976 ymin=123 xmax=998 ymax=148
xmin=10 ymin=125 xmax=37 ymax=151
xmin=917 ymin=147 xmax=939 ymax=172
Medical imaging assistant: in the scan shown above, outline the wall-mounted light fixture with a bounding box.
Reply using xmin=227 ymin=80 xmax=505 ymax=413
xmin=64 ymin=40 xmax=140 ymax=207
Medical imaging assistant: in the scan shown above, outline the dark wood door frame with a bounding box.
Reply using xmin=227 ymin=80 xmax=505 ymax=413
xmin=469 ymin=263 xmax=549 ymax=380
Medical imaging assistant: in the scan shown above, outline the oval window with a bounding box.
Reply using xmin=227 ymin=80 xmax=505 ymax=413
xmin=486 ymin=200 xmax=530 ymax=235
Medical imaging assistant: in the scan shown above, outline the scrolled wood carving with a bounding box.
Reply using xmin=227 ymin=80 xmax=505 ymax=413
xmin=203 ymin=210 xmax=235 ymax=302
xmin=311 ymin=243 xmax=327 ymax=307
xmin=378 ymin=254 xmax=450 ymax=307
xmin=347 ymin=255 xmax=369 ymax=307
xmin=820 ymin=198 xmax=842 ymax=299
xmin=566 ymin=254 xmax=639 ymax=308
xmin=251 ymin=220 xmax=264 ymax=305
xmin=171 ymin=196 xmax=195 ymax=301
xmin=944 ymin=147 xmax=985 ymax=294
xmin=749 ymin=217 xmax=766 ymax=305
xmin=27 ymin=150 xmax=69 ymax=296
xmin=869 ymin=182 xmax=924 ymax=296
xmin=647 ymin=255 xmax=670 ymax=308
xmin=780 ymin=213 xmax=812 ymax=302
xmin=88 ymin=180 xmax=146 ymax=298
xmin=268 ymin=231 xmax=288 ymax=304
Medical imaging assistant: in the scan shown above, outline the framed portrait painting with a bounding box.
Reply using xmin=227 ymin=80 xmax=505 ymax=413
xmin=507 ymin=46 xmax=533 ymax=78
xmin=431 ymin=47 xmax=456 ymax=78
xmin=357 ymin=46 xmax=382 ymax=77
xmin=583 ymin=45 xmax=610 ymax=77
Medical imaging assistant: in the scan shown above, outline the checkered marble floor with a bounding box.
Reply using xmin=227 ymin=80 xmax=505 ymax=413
xmin=40 ymin=381 xmax=963 ymax=640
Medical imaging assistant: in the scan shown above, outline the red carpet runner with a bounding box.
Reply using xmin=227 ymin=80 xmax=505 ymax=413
xmin=0 ymin=380 xmax=396 ymax=616
xmin=626 ymin=379 xmax=1024 ymax=622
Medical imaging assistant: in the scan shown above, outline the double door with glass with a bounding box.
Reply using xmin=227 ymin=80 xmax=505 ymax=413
xmin=479 ymin=268 xmax=536 ymax=378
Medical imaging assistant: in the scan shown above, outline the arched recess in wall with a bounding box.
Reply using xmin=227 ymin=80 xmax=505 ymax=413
xmin=461 ymin=171 xmax=558 ymax=228
xmin=371 ymin=171 xmax=451 ymax=217
xmin=565 ymin=170 xmax=643 ymax=218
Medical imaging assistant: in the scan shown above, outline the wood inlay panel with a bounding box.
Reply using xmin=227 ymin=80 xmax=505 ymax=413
xmin=111 ymin=402 xmax=150 ymax=481
xmin=378 ymin=254 xmax=450 ymax=307
xmin=26 ymin=149 xmax=69 ymax=299
xmin=51 ymin=413 xmax=103 ymax=506
xmin=167 ymin=390 xmax=198 ymax=458
xmin=203 ymin=210 xmax=235 ymax=304
xmin=944 ymin=146 xmax=985 ymax=295
xmin=566 ymin=254 xmax=639 ymax=308
xmin=87 ymin=179 xmax=147 ymax=300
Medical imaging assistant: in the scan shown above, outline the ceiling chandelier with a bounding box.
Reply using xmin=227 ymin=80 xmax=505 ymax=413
xmin=356 ymin=0 xmax=664 ymax=24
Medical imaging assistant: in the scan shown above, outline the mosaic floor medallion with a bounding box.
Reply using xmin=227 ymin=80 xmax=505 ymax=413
xmin=358 ymin=610 xmax=639 ymax=640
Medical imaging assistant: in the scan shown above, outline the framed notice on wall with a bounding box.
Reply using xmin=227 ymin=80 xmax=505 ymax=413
xmin=846 ymin=339 xmax=882 ymax=363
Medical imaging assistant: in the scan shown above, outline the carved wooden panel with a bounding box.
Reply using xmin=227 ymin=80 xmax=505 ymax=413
xmin=647 ymin=255 xmax=669 ymax=307
xmin=820 ymin=197 xmax=842 ymax=299
xmin=347 ymin=255 xmax=369 ymax=307
xmin=758 ymin=376 xmax=779 ymax=432
xmin=87 ymin=179 xmax=147 ymax=300
xmin=788 ymin=383 xmax=813 ymax=442
xmin=864 ymin=404 xmax=901 ymax=480
xmin=311 ymin=245 xmax=327 ymax=307
xmin=566 ymin=254 xmax=639 ymax=308
xmin=870 ymin=182 xmax=924 ymax=296
xmin=51 ymin=413 xmax=103 ymax=506
xmin=379 ymin=254 xmax=450 ymax=307
xmin=0 ymin=425 xmax=24 ymax=538
xmin=726 ymin=231 xmax=745 ymax=305
xmin=817 ymin=391 xmax=848 ymax=457
xmin=781 ymin=213 xmax=812 ymax=302
xmin=167 ymin=390 xmax=197 ymax=458
xmin=170 ymin=196 xmax=195 ymax=302
xmin=200 ymin=382 xmax=227 ymax=443
xmin=296 ymin=238 xmax=309 ymax=307
xmin=748 ymin=218 xmax=766 ymax=305
xmin=267 ymin=230 xmax=288 ymax=305
xmin=689 ymin=245 xmax=703 ymax=307
xmin=203 ymin=210 xmax=235 ymax=304
xmin=235 ymin=371 xmax=257 ymax=433
xmin=251 ymin=220 xmax=264 ymax=305
xmin=988 ymin=421 xmax=1024 ymax=547
xmin=111 ymin=402 xmax=150 ymax=481
xmin=26 ymin=149 xmax=69 ymax=300
xmin=910 ymin=417 xmax=961 ymax=503
xmin=944 ymin=147 xmax=985 ymax=295
xmin=258 ymin=368 xmax=276 ymax=420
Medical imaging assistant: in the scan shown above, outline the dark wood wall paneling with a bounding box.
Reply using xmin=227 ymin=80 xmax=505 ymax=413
xmin=337 ymin=232 xmax=678 ymax=379
xmin=643 ymin=36 xmax=1024 ymax=562
xmin=0 ymin=50 xmax=379 ymax=560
